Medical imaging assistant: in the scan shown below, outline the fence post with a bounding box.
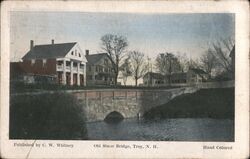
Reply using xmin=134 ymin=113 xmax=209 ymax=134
xmin=135 ymin=91 xmax=138 ymax=101
xmin=100 ymin=91 xmax=103 ymax=107
xmin=125 ymin=90 xmax=128 ymax=106
xmin=85 ymin=91 xmax=88 ymax=107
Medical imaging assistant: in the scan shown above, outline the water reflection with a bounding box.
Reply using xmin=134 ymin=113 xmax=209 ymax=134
xmin=86 ymin=118 xmax=234 ymax=141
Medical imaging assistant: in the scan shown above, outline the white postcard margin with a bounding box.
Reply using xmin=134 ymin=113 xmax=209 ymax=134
xmin=1 ymin=1 xmax=249 ymax=158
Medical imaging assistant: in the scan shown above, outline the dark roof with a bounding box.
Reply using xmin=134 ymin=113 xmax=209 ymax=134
xmin=85 ymin=53 xmax=109 ymax=65
xmin=22 ymin=42 xmax=77 ymax=60
xmin=144 ymin=72 xmax=164 ymax=79
xmin=190 ymin=68 xmax=206 ymax=74
xmin=229 ymin=45 xmax=235 ymax=58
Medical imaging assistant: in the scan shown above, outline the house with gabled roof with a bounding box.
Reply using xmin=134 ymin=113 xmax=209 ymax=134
xmin=186 ymin=68 xmax=208 ymax=84
xmin=143 ymin=72 xmax=165 ymax=86
xmin=143 ymin=68 xmax=208 ymax=87
xmin=85 ymin=51 xmax=115 ymax=86
xmin=19 ymin=40 xmax=87 ymax=85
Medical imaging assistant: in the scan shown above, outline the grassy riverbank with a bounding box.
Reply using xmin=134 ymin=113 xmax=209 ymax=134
xmin=11 ymin=82 xmax=179 ymax=93
xmin=144 ymin=88 xmax=234 ymax=119
xmin=10 ymin=93 xmax=88 ymax=140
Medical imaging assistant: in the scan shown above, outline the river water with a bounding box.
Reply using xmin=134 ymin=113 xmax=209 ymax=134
xmin=86 ymin=118 xmax=234 ymax=141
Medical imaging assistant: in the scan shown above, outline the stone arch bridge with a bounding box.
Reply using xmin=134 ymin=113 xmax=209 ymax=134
xmin=72 ymin=87 xmax=199 ymax=122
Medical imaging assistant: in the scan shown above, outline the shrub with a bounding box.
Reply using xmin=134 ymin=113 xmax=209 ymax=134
xmin=144 ymin=88 xmax=234 ymax=120
xmin=10 ymin=93 xmax=87 ymax=140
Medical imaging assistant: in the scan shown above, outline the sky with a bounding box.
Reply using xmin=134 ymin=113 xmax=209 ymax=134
xmin=10 ymin=12 xmax=235 ymax=62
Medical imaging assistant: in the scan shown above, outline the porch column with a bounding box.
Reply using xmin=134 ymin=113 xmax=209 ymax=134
xmin=83 ymin=64 xmax=86 ymax=86
xmin=70 ymin=61 xmax=73 ymax=85
xmin=62 ymin=60 xmax=66 ymax=85
xmin=77 ymin=63 xmax=80 ymax=86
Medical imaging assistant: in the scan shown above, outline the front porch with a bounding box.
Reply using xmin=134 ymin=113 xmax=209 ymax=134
xmin=56 ymin=58 xmax=86 ymax=86
xmin=57 ymin=72 xmax=85 ymax=86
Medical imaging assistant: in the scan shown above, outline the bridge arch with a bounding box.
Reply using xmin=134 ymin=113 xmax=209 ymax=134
xmin=104 ymin=111 xmax=125 ymax=123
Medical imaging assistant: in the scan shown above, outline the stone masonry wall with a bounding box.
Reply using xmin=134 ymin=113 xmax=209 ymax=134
xmin=72 ymin=87 xmax=200 ymax=122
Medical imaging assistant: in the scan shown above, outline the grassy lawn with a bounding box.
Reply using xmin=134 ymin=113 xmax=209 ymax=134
xmin=10 ymin=93 xmax=88 ymax=140
xmin=144 ymin=88 xmax=234 ymax=119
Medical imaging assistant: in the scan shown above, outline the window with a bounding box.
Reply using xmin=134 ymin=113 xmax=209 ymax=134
xmin=71 ymin=51 xmax=74 ymax=55
xmin=95 ymin=75 xmax=98 ymax=80
xmin=57 ymin=61 xmax=63 ymax=65
xmin=42 ymin=59 xmax=47 ymax=67
xmin=104 ymin=59 xmax=108 ymax=65
xmin=80 ymin=64 xmax=84 ymax=70
xmin=75 ymin=50 xmax=77 ymax=56
xmin=66 ymin=61 xmax=71 ymax=66
xmin=88 ymin=66 xmax=91 ymax=71
xmin=31 ymin=59 xmax=35 ymax=65
xmin=79 ymin=53 xmax=81 ymax=57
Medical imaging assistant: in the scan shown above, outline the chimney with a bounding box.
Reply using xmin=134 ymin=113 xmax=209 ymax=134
xmin=30 ymin=40 xmax=34 ymax=50
xmin=85 ymin=50 xmax=89 ymax=56
xmin=51 ymin=39 xmax=54 ymax=44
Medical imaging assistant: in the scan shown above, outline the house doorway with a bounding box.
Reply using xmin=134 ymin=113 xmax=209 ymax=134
xmin=66 ymin=73 xmax=71 ymax=85
xmin=80 ymin=74 xmax=84 ymax=86
xmin=57 ymin=72 xmax=63 ymax=84
xmin=73 ymin=74 xmax=77 ymax=85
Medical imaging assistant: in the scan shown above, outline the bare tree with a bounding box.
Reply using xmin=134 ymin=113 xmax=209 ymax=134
xmin=176 ymin=52 xmax=189 ymax=72
xmin=210 ymin=37 xmax=234 ymax=74
xmin=120 ymin=57 xmax=132 ymax=86
xmin=200 ymin=48 xmax=218 ymax=79
xmin=155 ymin=52 xmax=181 ymax=84
xmin=186 ymin=58 xmax=201 ymax=70
xmin=100 ymin=34 xmax=128 ymax=85
xmin=200 ymin=49 xmax=218 ymax=79
xmin=129 ymin=51 xmax=148 ymax=86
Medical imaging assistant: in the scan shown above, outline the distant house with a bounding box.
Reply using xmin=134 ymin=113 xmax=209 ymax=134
xmin=17 ymin=40 xmax=87 ymax=86
xmin=10 ymin=62 xmax=56 ymax=84
xmin=187 ymin=68 xmax=208 ymax=84
xmin=10 ymin=62 xmax=30 ymax=84
xmin=85 ymin=51 xmax=115 ymax=86
xmin=169 ymin=72 xmax=187 ymax=84
xmin=143 ymin=68 xmax=208 ymax=86
xmin=143 ymin=72 xmax=165 ymax=86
